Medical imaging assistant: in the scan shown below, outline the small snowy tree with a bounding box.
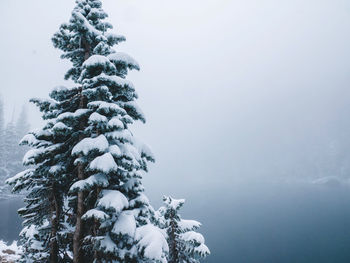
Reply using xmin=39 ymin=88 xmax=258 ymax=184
xmin=156 ymin=196 xmax=210 ymax=263
xmin=1 ymin=105 xmax=30 ymax=196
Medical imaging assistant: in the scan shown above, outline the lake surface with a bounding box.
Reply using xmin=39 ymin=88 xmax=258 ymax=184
xmin=0 ymin=197 xmax=23 ymax=242
xmin=2 ymin=182 xmax=350 ymax=262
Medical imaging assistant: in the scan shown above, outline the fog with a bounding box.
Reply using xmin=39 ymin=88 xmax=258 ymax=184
xmin=1 ymin=0 xmax=350 ymax=262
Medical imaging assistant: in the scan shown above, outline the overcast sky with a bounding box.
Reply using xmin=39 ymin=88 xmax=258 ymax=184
xmin=1 ymin=0 xmax=350 ymax=200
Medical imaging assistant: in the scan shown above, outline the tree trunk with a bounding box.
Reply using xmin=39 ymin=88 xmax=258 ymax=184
xmin=49 ymin=185 xmax=59 ymax=263
xmin=73 ymin=37 xmax=90 ymax=263
xmin=73 ymin=163 xmax=85 ymax=263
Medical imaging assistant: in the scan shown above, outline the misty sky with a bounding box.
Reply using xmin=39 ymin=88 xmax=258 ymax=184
xmin=1 ymin=0 xmax=350 ymax=201
xmin=3 ymin=1 xmax=350 ymax=262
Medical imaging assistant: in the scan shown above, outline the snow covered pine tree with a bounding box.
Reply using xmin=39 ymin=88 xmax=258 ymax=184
xmin=8 ymin=1 xmax=168 ymax=262
xmin=156 ymin=197 xmax=210 ymax=263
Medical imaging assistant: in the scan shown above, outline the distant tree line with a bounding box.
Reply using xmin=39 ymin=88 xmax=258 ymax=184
xmin=0 ymin=97 xmax=30 ymax=196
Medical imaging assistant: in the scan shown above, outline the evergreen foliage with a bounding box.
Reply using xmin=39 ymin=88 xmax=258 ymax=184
xmin=156 ymin=197 xmax=210 ymax=263
xmin=8 ymin=1 xmax=168 ymax=262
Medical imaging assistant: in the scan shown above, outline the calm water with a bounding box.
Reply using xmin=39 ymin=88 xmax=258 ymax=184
xmin=0 ymin=197 xmax=23 ymax=242
xmin=2 ymin=183 xmax=350 ymax=262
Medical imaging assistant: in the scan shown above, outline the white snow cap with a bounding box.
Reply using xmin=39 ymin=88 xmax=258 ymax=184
xmin=97 ymin=190 xmax=129 ymax=213
xmin=163 ymin=196 xmax=185 ymax=210
xmin=69 ymin=174 xmax=109 ymax=193
xmin=89 ymin=152 xmax=117 ymax=173
xmin=72 ymin=135 xmax=109 ymax=156
xmin=107 ymin=52 xmax=140 ymax=70
xmin=112 ymin=211 xmax=136 ymax=237
xmin=178 ymin=219 xmax=201 ymax=232
xmin=82 ymin=209 xmax=110 ymax=222
xmin=135 ymin=224 xmax=169 ymax=263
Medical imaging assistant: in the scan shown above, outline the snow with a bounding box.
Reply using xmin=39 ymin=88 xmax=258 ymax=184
xmin=52 ymin=122 xmax=70 ymax=131
xmin=112 ymin=211 xmax=136 ymax=237
xmin=180 ymin=231 xmax=205 ymax=244
xmin=194 ymin=243 xmax=210 ymax=256
xmin=69 ymin=173 xmax=109 ymax=192
xmin=98 ymin=234 xmax=117 ymax=253
xmin=6 ymin=169 xmax=33 ymax=185
xmin=105 ymin=130 xmax=133 ymax=142
xmin=108 ymin=117 xmax=124 ymax=129
xmin=23 ymin=149 xmax=43 ymax=165
xmin=57 ymin=109 xmax=90 ymax=121
xmin=84 ymin=73 xmax=135 ymax=91
xmin=108 ymin=52 xmax=140 ymax=70
xmin=49 ymin=165 xmax=63 ymax=174
xmin=109 ymin=145 xmax=122 ymax=157
xmin=129 ymin=193 xmax=150 ymax=208
xmin=178 ymin=220 xmax=201 ymax=232
xmin=0 ymin=240 xmax=21 ymax=261
xmin=97 ymin=190 xmax=129 ymax=213
xmin=89 ymin=112 xmax=108 ymax=123
xmin=83 ymin=55 xmax=111 ymax=68
xmin=20 ymin=134 xmax=42 ymax=147
xmin=88 ymin=100 xmax=126 ymax=115
xmin=72 ymin=11 xmax=101 ymax=36
xmin=82 ymin=209 xmax=110 ymax=221
xmin=89 ymin=152 xmax=117 ymax=173
xmin=120 ymin=101 xmax=146 ymax=122
xmin=164 ymin=196 xmax=185 ymax=210
xmin=72 ymin=135 xmax=109 ymax=156
xmin=135 ymin=224 xmax=168 ymax=263
xmin=133 ymin=138 xmax=155 ymax=161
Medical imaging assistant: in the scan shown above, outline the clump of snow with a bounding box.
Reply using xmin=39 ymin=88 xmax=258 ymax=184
xmin=52 ymin=122 xmax=70 ymax=131
xmin=97 ymin=190 xmax=129 ymax=213
xmin=163 ymin=196 xmax=185 ymax=210
xmin=83 ymin=55 xmax=112 ymax=68
xmin=98 ymin=234 xmax=118 ymax=253
xmin=135 ymin=224 xmax=168 ymax=263
xmin=105 ymin=130 xmax=133 ymax=142
xmin=112 ymin=211 xmax=136 ymax=237
xmin=57 ymin=108 xmax=90 ymax=121
xmin=84 ymin=73 xmax=135 ymax=91
xmin=178 ymin=219 xmax=201 ymax=232
xmin=89 ymin=112 xmax=108 ymax=123
xmin=107 ymin=52 xmax=140 ymax=70
xmin=180 ymin=231 xmax=205 ymax=244
xmin=109 ymin=145 xmax=122 ymax=157
xmin=108 ymin=117 xmax=124 ymax=129
xmin=0 ymin=240 xmax=22 ymax=261
xmin=194 ymin=243 xmax=211 ymax=256
xmin=82 ymin=209 xmax=110 ymax=222
xmin=70 ymin=173 xmax=109 ymax=192
xmin=72 ymin=135 xmax=109 ymax=156
xmin=88 ymin=100 xmax=126 ymax=115
xmin=89 ymin=152 xmax=117 ymax=173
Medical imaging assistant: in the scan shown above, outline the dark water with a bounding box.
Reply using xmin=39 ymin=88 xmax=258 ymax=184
xmin=180 ymin=182 xmax=350 ymax=263
xmin=2 ymin=183 xmax=350 ymax=262
xmin=0 ymin=197 xmax=23 ymax=242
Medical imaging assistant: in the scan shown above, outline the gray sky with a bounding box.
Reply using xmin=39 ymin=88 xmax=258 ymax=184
xmin=1 ymin=0 xmax=350 ymax=201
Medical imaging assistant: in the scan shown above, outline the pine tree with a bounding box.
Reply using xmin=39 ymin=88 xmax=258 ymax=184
xmin=1 ymin=105 xmax=30 ymax=198
xmin=156 ymin=197 xmax=210 ymax=263
xmin=8 ymin=1 xmax=168 ymax=262
xmin=15 ymin=105 xmax=30 ymax=140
